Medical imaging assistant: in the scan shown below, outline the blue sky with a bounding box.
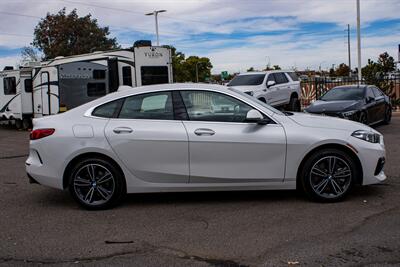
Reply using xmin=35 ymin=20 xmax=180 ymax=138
xmin=0 ymin=0 xmax=399 ymax=73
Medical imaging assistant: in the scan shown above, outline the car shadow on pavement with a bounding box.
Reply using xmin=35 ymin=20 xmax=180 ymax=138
xmin=32 ymin=183 xmax=389 ymax=209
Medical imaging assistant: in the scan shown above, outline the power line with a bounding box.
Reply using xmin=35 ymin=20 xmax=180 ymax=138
xmin=0 ymin=11 xmax=41 ymax=19
xmin=60 ymin=0 xmax=218 ymax=26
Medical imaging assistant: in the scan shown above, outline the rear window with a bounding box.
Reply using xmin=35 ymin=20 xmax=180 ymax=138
xmin=228 ymin=74 xmax=265 ymax=86
xmin=141 ymin=66 xmax=169 ymax=85
xmin=93 ymin=69 xmax=106 ymax=79
xmin=3 ymin=77 xmax=16 ymax=95
xmin=287 ymin=72 xmax=299 ymax=81
xmin=92 ymin=99 xmax=123 ymax=118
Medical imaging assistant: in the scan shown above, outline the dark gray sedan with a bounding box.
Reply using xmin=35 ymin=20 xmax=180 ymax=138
xmin=305 ymin=85 xmax=392 ymax=125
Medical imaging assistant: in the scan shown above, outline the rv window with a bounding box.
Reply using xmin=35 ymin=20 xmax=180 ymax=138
xmin=3 ymin=77 xmax=16 ymax=95
xmin=24 ymin=79 xmax=32 ymax=93
xmin=93 ymin=69 xmax=106 ymax=79
xmin=92 ymin=98 xmax=124 ymax=118
xmin=87 ymin=83 xmax=106 ymax=97
xmin=141 ymin=66 xmax=169 ymax=85
xmin=122 ymin=66 xmax=132 ymax=86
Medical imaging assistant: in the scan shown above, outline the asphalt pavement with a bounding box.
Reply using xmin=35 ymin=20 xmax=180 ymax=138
xmin=0 ymin=114 xmax=399 ymax=267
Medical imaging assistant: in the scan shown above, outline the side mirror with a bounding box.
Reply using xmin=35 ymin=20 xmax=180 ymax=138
xmin=246 ymin=109 xmax=270 ymax=125
xmin=366 ymin=96 xmax=375 ymax=103
xmin=267 ymin=80 xmax=276 ymax=88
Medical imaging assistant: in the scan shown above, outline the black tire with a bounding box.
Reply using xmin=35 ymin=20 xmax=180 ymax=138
xmin=383 ymin=106 xmax=392 ymax=125
xmin=15 ymin=119 xmax=23 ymax=130
xmin=299 ymin=149 xmax=357 ymax=202
xmin=22 ymin=118 xmax=32 ymax=130
xmin=288 ymin=95 xmax=300 ymax=111
xmin=68 ymin=157 xmax=126 ymax=210
xmin=359 ymin=111 xmax=368 ymax=125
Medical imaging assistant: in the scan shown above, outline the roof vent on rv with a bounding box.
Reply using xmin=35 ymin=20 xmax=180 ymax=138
xmin=134 ymin=40 xmax=152 ymax=47
xmin=3 ymin=66 xmax=14 ymax=71
xmin=54 ymin=56 xmax=65 ymax=59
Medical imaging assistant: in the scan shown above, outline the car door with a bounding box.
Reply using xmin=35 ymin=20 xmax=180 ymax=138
xmin=104 ymin=91 xmax=189 ymax=183
xmin=365 ymin=87 xmax=379 ymax=123
xmin=371 ymin=86 xmax=386 ymax=122
xmin=179 ymin=90 xmax=286 ymax=183
xmin=272 ymin=72 xmax=290 ymax=106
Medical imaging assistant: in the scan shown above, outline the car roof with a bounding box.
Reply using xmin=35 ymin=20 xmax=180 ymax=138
xmin=333 ymin=85 xmax=367 ymax=89
xmin=237 ymin=70 xmax=293 ymax=76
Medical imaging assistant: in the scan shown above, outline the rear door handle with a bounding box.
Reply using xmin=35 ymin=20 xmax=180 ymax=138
xmin=194 ymin=128 xmax=215 ymax=136
xmin=113 ymin=127 xmax=133 ymax=134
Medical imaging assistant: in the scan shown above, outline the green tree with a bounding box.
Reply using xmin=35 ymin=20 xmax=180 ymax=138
xmin=362 ymin=52 xmax=396 ymax=95
xmin=184 ymin=56 xmax=213 ymax=82
xmin=32 ymin=8 xmax=119 ymax=59
xmin=272 ymin=65 xmax=281 ymax=70
xmin=335 ymin=63 xmax=350 ymax=77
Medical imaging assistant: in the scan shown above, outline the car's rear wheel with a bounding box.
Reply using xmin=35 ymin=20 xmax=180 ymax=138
xmin=68 ymin=157 xmax=126 ymax=210
xmin=383 ymin=106 xmax=392 ymax=124
xmin=288 ymin=95 xmax=300 ymax=111
xmin=300 ymin=149 xmax=357 ymax=202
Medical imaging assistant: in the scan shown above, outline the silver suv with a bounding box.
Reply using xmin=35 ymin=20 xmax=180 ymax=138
xmin=228 ymin=71 xmax=301 ymax=111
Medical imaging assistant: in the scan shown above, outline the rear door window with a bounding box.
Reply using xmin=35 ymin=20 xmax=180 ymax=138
xmin=118 ymin=91 xmax=174 ymax=120
xmin=273 ymin=73 xmax=289 ymax=84
xmin=287 ymin=72 xmax=299 ymax=81
xmin=92 ymin=99 xmax=124 ymax=118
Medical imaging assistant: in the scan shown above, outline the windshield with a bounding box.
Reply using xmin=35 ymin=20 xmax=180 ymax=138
xmin=320 ymin=87 xmax=365 ymax=101
xmin=228 ymin=74 xmax=265 ymax=86
xmin=229 ymin=87 xmax=284 ymax=115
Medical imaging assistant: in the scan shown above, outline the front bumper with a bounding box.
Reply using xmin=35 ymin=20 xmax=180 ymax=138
xmin=349 ymin=136 xmax=387 ymax=185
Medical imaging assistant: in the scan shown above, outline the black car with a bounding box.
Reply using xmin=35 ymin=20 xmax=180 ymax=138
xmin=305 ymin=85 xmax=392 ymax=125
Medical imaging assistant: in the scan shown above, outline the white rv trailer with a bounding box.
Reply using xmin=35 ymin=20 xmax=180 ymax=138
xmin=32 ymin=46 xmax=172 ymax=118
xmin=0 ymin=65 xmax=35 ymax=129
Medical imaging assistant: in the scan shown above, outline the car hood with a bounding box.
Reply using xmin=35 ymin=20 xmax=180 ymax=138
xmin=305 ymin=100 xmax=363 ymax=113
xmin=288 ymin=112 xmax=371 ymax=131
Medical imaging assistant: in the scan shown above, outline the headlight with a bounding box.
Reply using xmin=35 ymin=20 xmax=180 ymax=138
xmin=351 ymin=130 xmax=380 ymax=143
xmin=342 ymin=110 xmax=357 ymax=118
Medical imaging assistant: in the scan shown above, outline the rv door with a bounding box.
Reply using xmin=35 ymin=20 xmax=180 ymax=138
xmin=41 ymin=72 xmax=50 ymax=115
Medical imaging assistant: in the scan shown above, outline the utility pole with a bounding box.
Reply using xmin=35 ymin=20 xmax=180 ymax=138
xmin=356 ymin=0 xmax=362 ymax=82
xmin=347 ymin=24 xmax=351 ymax=77
xmin=145 ymin=10 xmax=166 ymax=46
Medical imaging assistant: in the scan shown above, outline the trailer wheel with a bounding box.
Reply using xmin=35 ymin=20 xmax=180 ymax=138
xmin=22 ymin=118 xmax=32 ymax=130
xmin=15 ymin=119 xmax=23 ymax=130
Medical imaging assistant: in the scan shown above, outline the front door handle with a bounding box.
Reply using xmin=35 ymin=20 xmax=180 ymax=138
xmin=194 ymin=128 xmax=215 ymax=136
xmin=113 ymin=127 xmax=133 ymax=134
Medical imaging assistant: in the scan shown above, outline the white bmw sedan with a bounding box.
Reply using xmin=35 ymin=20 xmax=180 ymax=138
xmin=26 ymin=84 xmax=386 ymax=209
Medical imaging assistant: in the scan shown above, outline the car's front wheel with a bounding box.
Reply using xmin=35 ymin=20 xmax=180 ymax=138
xmin=300 ymin=149 xmax=357 ymax=202
xmin=68 ymin=157 xmax=126 ymax=210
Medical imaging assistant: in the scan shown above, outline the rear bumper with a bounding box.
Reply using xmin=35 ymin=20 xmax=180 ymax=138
xmin=25 ymin=148 xmax=64 ymax=190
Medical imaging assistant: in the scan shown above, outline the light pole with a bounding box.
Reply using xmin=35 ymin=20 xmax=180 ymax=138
xmin=356 ymin=0 xmax=362 ymax=82
xmin=265 ymin=56 xmax=270 ymax=70
xmin=145 ymin=10 xmax=166 ymax=46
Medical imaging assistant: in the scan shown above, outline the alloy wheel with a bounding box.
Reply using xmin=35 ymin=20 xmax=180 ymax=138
xmin=309 ymin=156 xmax=352 ymax=199
xmin=73 ymin=163 xmax=115 ymax=206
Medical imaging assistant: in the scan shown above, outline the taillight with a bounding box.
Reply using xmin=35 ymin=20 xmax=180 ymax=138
xmin=30 ymin=128 xmax=55 ymax=140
